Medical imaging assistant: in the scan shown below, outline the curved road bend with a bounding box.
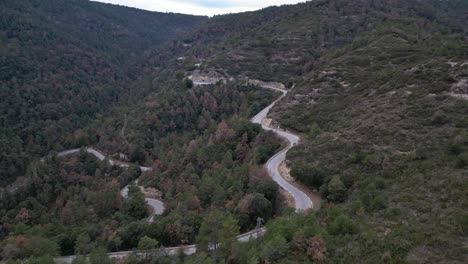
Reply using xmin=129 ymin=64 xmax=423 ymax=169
xmin=121 ymin=181 xmax=164 ymax=222
xmin=57 ymin=148 xmax=164 ymax=219
xmin=54 ymin=82 xmax=313 ymax=263
xmin=251 ymin=85 xmax=313 ymax=211
xmin=57 ymin=148 xmax=151 ymax=172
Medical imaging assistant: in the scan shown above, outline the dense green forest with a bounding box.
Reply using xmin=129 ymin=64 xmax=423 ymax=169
xmin=0 ymin=0 xmax=206 ymax=183
xmin=0 ymin=79 xmax=284 ymax=260
xmin=0 ymin=0 xmax=467 ymax=263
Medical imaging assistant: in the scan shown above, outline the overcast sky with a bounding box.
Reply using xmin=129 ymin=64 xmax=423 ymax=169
xmin=94 ymin=0 xmax=306 ymax=16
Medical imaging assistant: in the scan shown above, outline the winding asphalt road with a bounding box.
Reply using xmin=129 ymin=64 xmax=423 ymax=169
xmin=251 ymin=85 xmax=313 ymax=211
xmin=120 ymin=181 xmax=165 ymax=222
xmin=55 ymin=228 xmax=266 ymax=263
xmin=57 ymin=148 xmax=151 ymax=172
xmin=56 ymin=148 xmax=163 ymax=219
xmin=54 ymin=82 xmax=313 ymax=263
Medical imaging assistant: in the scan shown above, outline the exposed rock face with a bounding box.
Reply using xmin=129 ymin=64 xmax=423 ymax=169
xmin=450 ymin=78 xmax=468 ymax=100
xmin=248 ymin=79 xmax=286 ymax=89
xmin=189 ymin=69 xmax=227 ymax=86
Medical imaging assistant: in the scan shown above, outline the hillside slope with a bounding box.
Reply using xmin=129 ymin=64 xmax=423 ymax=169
xmin=176 ymin=0 xmax=468 ymax=262
xmin=198 ymin=0 xmax=466 ymax=81
xmin=0 ymin=0 xmax=206 ymax=183
xmin=0 ymin=0 xmax=467 ymax=263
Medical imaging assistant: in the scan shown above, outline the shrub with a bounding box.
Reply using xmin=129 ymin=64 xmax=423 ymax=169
xmin=137 ymin=236 xmax=159 ymax=250
xmin=89 ymin=247 xmax=112 ymax=264
xmin=327 ymin=215 xmax=358 ymax=235
xmin=327 ymin=175 xmax=347 ymax=203
xmin=260 ymin=235 xmax=289 ymax=262
xmin=24 ymin=256 xmax=56 ymax=264
xmin=184 ymin=78 xmax=194 ymax=89
xmin=360 ymin=184 xmax=388 ymax=211
xmin=291 ymin=163 xmax=326 ymax=189
xmin=72 ymin=256 xmax=90 ymax=264
xmin=308 ymin=122 xmax=321 ymax=139
xmin=455 ymin=153 xmax=468 ymax=168
xmin=457 ymin=212 xmax=468 ymax=236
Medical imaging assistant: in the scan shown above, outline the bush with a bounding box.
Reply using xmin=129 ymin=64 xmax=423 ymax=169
xmin=360 ymin=184 xmax=388 ymax=211
xmin=250 ymin=193 xmax=273 ymax=221
xmin=252 ymin=180 xmax=279 ymax=208
xmin=72 ymin=256 xmax=90 ymax=264
xmin=137 ymin=236 xmax=159 ymax=250
xmin=455 ymin=153 xmax=468 ymax=168
xmin=457 ymin=212 xmax=468 ymax=236
xmin=308 ymin=122 xmax=321 ymax=139
xmin=129 ymin=145 xmax=146 ymax=164
xmin=122 ymin=183 xmax=148 ymax=220
xmin=24 ymin=256 xmax=56 ymax=264
xmin=327 ymin=175 xmax=347 ymax=203
xmin=260 ymin=235 xmax=289 ymax=262
xmin=120 ymin=222 xmax=146 ymax=249
xmin=327 ymin=215 xmax=358 ymax=235
xmin=23 ymin=237 xmax=59 ymax=258
xmin=89 ymin=247 xmax=112 ymax=264
xmin=291 ymin=163 xmax=326 ymax=189
xmin=185 ymin=78 xmax=194 ymax=88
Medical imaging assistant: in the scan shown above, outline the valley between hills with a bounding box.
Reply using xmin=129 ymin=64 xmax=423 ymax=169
xmin=0 ymin=0 xmax=467 ymax=263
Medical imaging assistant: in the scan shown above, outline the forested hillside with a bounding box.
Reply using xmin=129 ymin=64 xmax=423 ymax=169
xmin=195 ymin=0 xmax=467 ymax=81
xmin=0 ymin=0 xmax=467 ymax=263
xmin=176 ymin=0 xmax=468 ymax=263
xmin=0 ymin=79 xmax=284 ymax=259
xmin=0 ymin=0 xmax=206 ymax=183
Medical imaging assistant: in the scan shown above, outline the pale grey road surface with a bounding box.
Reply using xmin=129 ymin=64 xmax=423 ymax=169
xmin=251 ymin=85 xmax=313 ymax=211
xmin=54 ymin=228 xmax=266 ymax=263
xmin=57 ymin=148 xmax=151 ymax=172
